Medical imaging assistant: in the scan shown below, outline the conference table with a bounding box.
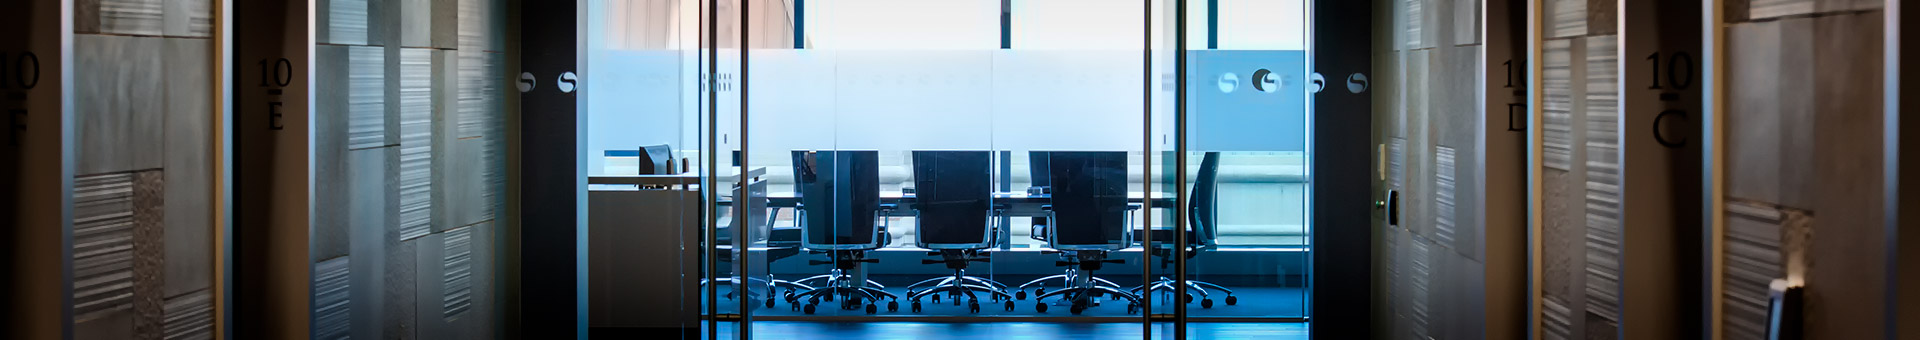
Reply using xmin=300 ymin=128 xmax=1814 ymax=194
xmin=744 ymin=191 xmax=1177 ymax=217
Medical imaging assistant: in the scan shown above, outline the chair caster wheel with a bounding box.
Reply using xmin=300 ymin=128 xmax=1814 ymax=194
xmin=1035 ymin=288 xmax=1046 ymax=296
xmin=1016 ymin=290 xmax=1027 ymax=300
xmin=808 ymin=296 xmax=820 ymax=304
xmin=1035 ymin=302 xmax=1049 ymax=313
xmin=932 ymin=295 xmax=941 ymax=303
xmin=823 ymin=293 xmax=834 ymax=302
xmin=888 ymin=300 xmax=899 ymax=312
xmin=1201 ymin=299 xmax=1214 ymax=309
xmin=968 ymin=301 xmax=980 ymax=314
xmin=765 ymin=298 xmax=776 ymax=308
xmin=803 ymin=304 xmax=817 ymax=314
xmin=1069 ymin=305 xmax=1085 ymax=315
xmin=784 ymin=292 xmax=796 ymax=301
xmin=1183 ymin=294 xmax=1194 ymax=304
xmin=866 ymin=304 xmax=878 ymax=314
xmin=1225 ymin=295 xmax=1238 ymax=305
xmin=1005 ymin=300 xmax=1016 ymax=311
xmin=1127 ymin=303 xmax=1139 ymax=315
xmin=911 ymin=301 xmax=923 ymax=313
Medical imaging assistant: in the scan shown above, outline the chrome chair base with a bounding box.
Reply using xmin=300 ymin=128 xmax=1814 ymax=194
xmin=1132 ymin=277 xmax=1238 ymax=308
xmin=788 ymin=269 xmax=900 ymax=314
xmin=1014 ymin=269 xmax=1140 ymax=315
xmin=904 ymin=270 xmax=1013 ymax=313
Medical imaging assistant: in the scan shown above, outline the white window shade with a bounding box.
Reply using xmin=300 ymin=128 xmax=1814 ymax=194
xmin=805 ymin=0 xmax=999 ymax=50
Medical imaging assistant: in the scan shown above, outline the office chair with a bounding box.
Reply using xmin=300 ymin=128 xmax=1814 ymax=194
xmin=1131 ymin=152 xmax=1238 ymax=308
xmin=785 ymin=150 xmax=900 ymax=314
xmin=699 ymin=178 xmax=812 ymax=308
xmin=1015 ymin=151 xmax=1143 ymax=315
xmin=900 ymin=151 xmax=1016 ymax=313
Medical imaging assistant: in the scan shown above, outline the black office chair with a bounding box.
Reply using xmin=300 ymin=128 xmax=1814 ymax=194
xmin=1015 ymin=151 xmax=1142 ymax=315
xmin=700 ymin=178 xmax=812 ymax=308
xmin=900 ymin=151 xmax=1015 ymax=313
xmin=1131 ymin=152 xmax=1238 ymax=308
xmin=785 ymin=150 xmax=900 ymax=314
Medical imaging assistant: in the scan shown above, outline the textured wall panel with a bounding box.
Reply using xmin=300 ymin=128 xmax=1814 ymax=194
xmin=399 ymin=48 xmax=434 ymax=241
xmin=162 ymin=0 xmax=212 ymax=37
xmin=325 ymin=0 xmax=372 ymax=45
xmin=1546 ymin=0 xmax=1585 ymax=38
xmin=163 ymin=38 xmax=215 ymax=297
xmin=386 ymin=239 xmax=419 ymax=340
xmin=162 ymin=289 xmax=214 ymax=340
xmin=1433 ymin=145 xmax=1456 ymax=245
xmin=1451 ymin=0 xmax=1479 ymax=46
xmin=349 ymin=46 xmax=389 ymax=149
xmin=315 ymin=257 xmax=353 ymax=340
xmin=1402 ymin=0 xmax=1425 ymax=49
xmin=75 ymin=35 xmax=166 ymax=175
xmin=443 ymin=226 xmax=474 ymax=318
xmin=1803 ymin=12 xmax=1886 ymax=339
xmin=132 ymin=170 xmax=166 ymax=340
xmin=1723 ymin=201 xmax=1785 ymax=340
xmin=1541 ymin=39 xmax=1575 ymax=170
xmin=77 ymin=0 xmax=164 ymax=35
xmin=1581 ymin=35 xmax=1622 ymax=326
xmin=1408 ymin=236 xmax=1433 ymax=339
xmin=74 ymin=173 xmax=136 ymax=322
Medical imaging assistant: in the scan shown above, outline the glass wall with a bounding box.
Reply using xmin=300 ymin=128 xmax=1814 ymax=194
xmin=582 ymin=0 xmax=1315 ymax=336
xmin=1174 ymin=0 xmax=1312 ymax=321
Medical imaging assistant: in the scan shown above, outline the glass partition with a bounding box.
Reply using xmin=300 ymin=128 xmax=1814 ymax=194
xmin=1173 ymin=0 xmax=1313 ymax=321
xmin=584 ymin=0 xmax=1316 ymax=337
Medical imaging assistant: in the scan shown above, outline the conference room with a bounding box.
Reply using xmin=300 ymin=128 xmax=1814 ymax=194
xmin=581 ymin=0 xmax=1318 ymax=335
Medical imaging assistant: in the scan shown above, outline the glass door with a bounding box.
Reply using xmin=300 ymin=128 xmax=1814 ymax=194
xmin=1153 ymin=0 xmax=1314 ymax=339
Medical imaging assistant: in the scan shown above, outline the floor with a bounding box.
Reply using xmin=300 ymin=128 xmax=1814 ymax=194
xmin=713 ymin=286 xmax=1306 ymax=318
xmin=710 ymin=321 xmax=1310 ymax=340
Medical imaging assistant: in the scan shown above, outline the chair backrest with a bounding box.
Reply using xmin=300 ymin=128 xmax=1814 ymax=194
xmin=911 ymin=151 xmax=994 ymax=249
xmin=638 ymin=144 xmax=674 ymax=175
xmin=1044 ymin=151 xmax=1131 ymax=249
xmin=1189 ymin=152 xmax=1221 ymax=248
xmin=723 ymin=178 xmax=772 ymax=244
xmin=791 ymin=150 xmax=883 ymax=250
xmin=1028 ymin=151 xmax=1052 ymax=188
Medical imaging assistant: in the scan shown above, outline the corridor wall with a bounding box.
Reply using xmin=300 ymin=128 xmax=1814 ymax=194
xmin=1710 ymin=1 xmax=1889 ymax=339
xmin=1371 ymin=0 xmax=1529 ymax=338
xmin=304 ymin=0 xmax=514 ymax=338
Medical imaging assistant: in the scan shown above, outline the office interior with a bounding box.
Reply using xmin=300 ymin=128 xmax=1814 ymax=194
xmin=5 ymin=0 xmax=1920 ymax=339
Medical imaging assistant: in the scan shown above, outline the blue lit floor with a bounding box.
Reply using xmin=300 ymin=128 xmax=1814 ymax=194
xmin=710 ymin=321 xmax=1309 ymax=340
xmin=715 ymin=287 xmax=1305 ymax=319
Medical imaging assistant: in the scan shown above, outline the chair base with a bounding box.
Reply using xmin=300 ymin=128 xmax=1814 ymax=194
xmin=1131 ymin=277 xmax=1238 ymax=308
xmin=904 ymin=270 xmax=1012 ymax=312
xmin=788 ymin=269 xmax=899 ymax=314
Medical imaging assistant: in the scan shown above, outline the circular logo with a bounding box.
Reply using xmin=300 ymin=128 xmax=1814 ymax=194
xmin=517 ymin=72 xmax=536 ymax=93
xmin=1252 ymin=69 xmax=1279 ymax=93
xmin=1346 ymin=73 xmax=1369 ymax=94
xmin=1217 ymin=72 xmax=1239 ymax=93
xmin=1309 ymin=72 xmax=1326 ymax=93
xmin=558 ymin=72 xmax=578 ymax=94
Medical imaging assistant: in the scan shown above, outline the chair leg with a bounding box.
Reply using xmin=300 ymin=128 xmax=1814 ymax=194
xmin=1190 ymin=280 xmax=1235 ymax=295
xmin=906 ymin=277 xmax=953 ymax=292
xmin=1018 ymin=274 xmax=1068 ymax=290
xmin=958 ymin=276 xmax=1010 ymax=290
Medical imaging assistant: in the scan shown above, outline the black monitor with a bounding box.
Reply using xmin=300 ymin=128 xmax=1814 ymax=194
xmin=637 ymin=144 xmax=674 ymax=175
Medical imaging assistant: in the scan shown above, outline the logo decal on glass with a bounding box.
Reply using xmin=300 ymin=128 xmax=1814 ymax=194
xmin=1217 ymin=72 xmax=1239 ymax=93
